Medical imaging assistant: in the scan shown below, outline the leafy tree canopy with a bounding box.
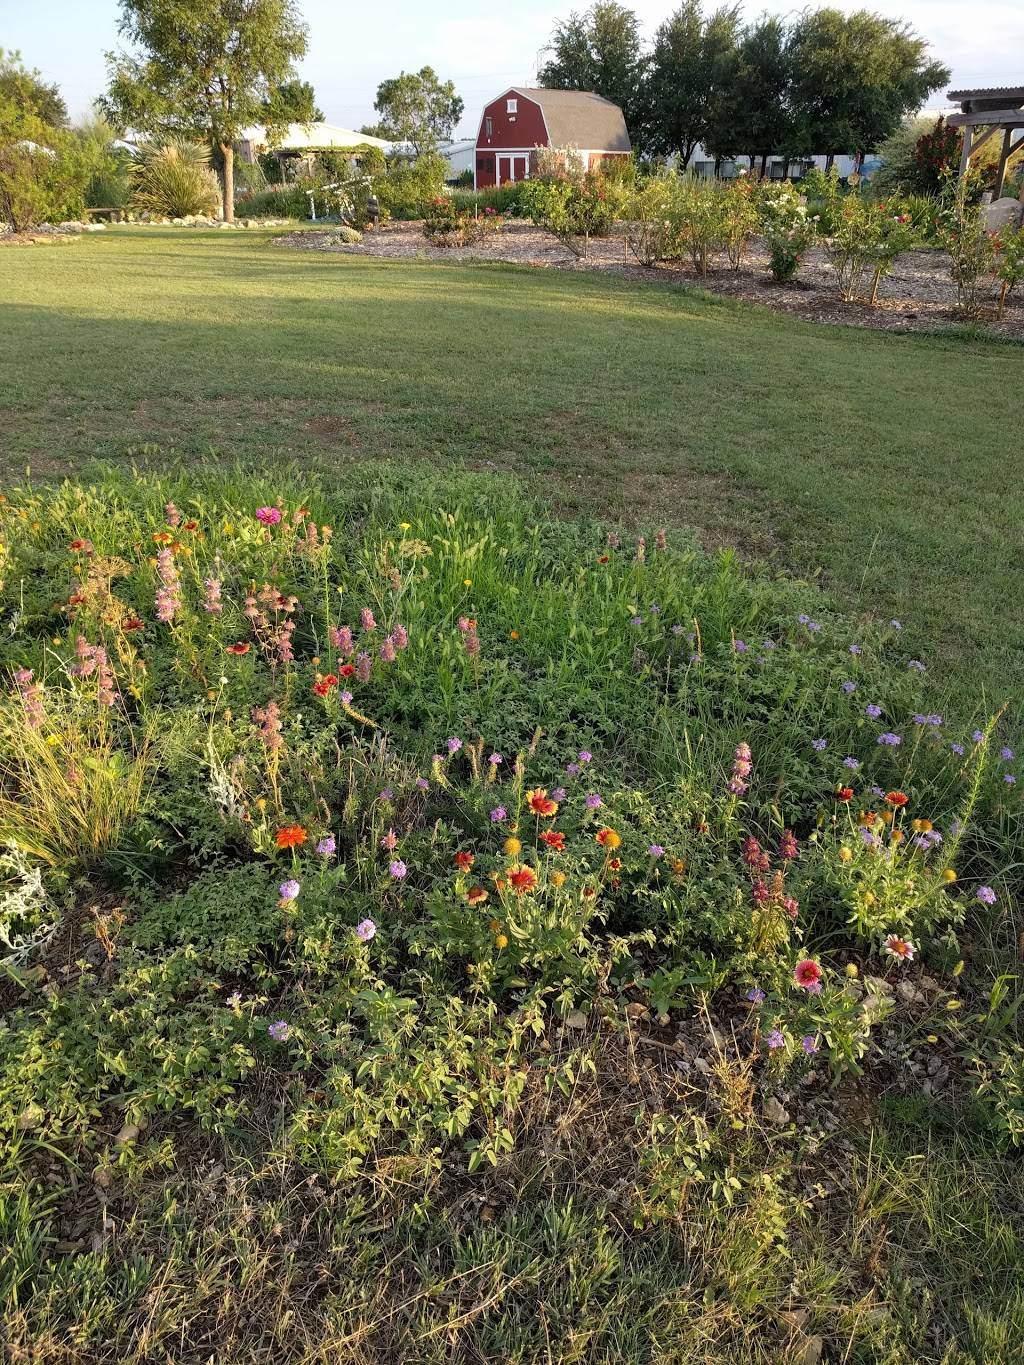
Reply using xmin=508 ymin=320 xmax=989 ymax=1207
xmin=538 ymin=2 xmax=647 ymax=143
xmin=103 ymin=0 xmax=308 ymax=219
xmin=787 ymin=7 xmax=950 ymax=165
xmin=370 ymin=67 xmax=463 ymax=154
xmin=0 ymin=49 xmax=68 ymax=128
xmin=263 ymin=77 xmax=324 ymax=126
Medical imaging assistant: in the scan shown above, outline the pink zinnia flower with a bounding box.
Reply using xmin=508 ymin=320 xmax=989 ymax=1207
xmin=255 ymin=507 xmax=282 ymax=525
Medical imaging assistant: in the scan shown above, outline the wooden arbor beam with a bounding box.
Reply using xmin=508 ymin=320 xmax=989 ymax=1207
xmin=958 ymin=123 xmax=1008 ymax=177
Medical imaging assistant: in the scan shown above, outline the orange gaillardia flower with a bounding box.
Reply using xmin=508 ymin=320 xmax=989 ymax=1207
xmin=226 ymin=642 xmax=251 ymax=655
xmin=508 ymin=865 xmax=537 ymax=894
xmin=836 ymin=787 xmax=854 ymax=802
xmin=465 ymin=885 xmax=489 ymax=905
xmin=539 ymin=830 xmax=566 ymax=852
xmin=454 ymin=850 xmax=475 ymax=872
xmin=549 ymin=869 xmax=567 ymax=887
xmin=595 ymin=828 xmax=621 ymax=850
xmin=885 ymin=791 xmax=908 ymax=808
xmin=276 ymin=825 xmax=307 ymax=849
xmin=526 ymin=789 xmax=559 ymax=818
xmin=608 ymin=857 xmax=622 ymax=871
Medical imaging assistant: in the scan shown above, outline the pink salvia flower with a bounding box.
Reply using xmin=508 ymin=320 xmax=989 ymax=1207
xmin=356 ymin=651 xmax=371 ymax=683
xmin=13 ymin=668 xmax=44 ymax=728
xmin=391 ymin=624 xmax=409 ymax=650
xmin=329 ymin=625 xmax=354 ymax=656
xmin=164 ymin=501 xmax=181 ymax=527
xmin=155 ymin=548 xmax=182 ymax=623
xmin=252 ymin=701 xmax=284 ymax=751
xmin=203 ymin=577 xmax=223 ymax=614
xmin=380 ymin=638 xmax=396 ymax=663
xmin=360 ymin=608 xmax=376 ymax=632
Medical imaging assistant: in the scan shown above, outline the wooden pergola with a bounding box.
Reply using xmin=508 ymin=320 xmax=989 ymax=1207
xmin=947 ymin=86 xmax=1024 ymax=199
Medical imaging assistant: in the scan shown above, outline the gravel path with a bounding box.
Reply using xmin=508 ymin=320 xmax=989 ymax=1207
xmin=276 ymin=219 xmax=1024 ymax=339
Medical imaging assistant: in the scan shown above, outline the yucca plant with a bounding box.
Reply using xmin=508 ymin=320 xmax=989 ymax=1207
xmin=129 ymin=139 xmax=220 ymax=218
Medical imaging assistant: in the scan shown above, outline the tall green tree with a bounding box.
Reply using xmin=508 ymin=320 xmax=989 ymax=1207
xmin=369 ymin=68 xmax=463 ymax=154
xmin=103 ymin=0 xmax=308 ymax=221
xmin=538 ymin=2 xmax=647 ymax=144
xmin=726 ymin=16 xmax=793 ymax=175
xmin=645 ymin=2 xmax=740 ymax=167
xmin=787 ymin=8 xmax=949 ymax=170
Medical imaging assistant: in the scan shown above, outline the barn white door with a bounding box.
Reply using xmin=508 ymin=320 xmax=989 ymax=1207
xmin=497 ymin=154 xmax=529 ymax=185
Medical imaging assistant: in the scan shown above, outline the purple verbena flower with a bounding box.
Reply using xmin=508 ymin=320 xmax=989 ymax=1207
xmin=278 ymin=879 xmax=300 ymax=902
xmin=316 ymin=836 xmax=336 ymax=857
xmin=389 ymin=859 xmax=407 ymax=880
xmin=878 ymin=732 xmax=902 ymax=747
xmin=268 ymin=1019 xmax=291 ymax=1042
xmin=747 ymin=988 xmax=766 ymax=1005
xmin=355 ymin=918 xmax=376 ymax=942
xmin=766 ymin=1028 xmax=785 ymax=1050
xmin=865 ymin=703 xmax=882 ymax=719
xmin=446 ymin=737 xmax=463 ymax=755
xmin=585 ymin=794 xmax=602 ymax=810
xmin=490 ymin=806 xmax=507 ymax=822
xmin=812 ymin=738 xmax=827 ymax=752
xmin=977 ymin=886 xmax=997 ymax=906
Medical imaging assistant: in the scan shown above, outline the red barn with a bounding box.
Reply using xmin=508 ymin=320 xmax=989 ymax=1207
xmin=473 ymin=87 xmax=631 ymax=190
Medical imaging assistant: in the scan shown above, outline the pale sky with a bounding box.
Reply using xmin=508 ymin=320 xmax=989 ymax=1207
xmin=5 ymin=0 xmax=1023 ymax=134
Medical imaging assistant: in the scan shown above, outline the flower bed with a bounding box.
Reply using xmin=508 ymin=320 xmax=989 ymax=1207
xmin=1 ymin=465 xmax=1019 ymax=1183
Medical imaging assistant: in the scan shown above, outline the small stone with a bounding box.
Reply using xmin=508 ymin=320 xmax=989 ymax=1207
xmin=762 ymin=1096 xmax=790 ymax=1125
xmin=115 ymin=1123 xmax=140 ymax=1146
xmin=565 ymin=1010 xmax=587 ymax=1029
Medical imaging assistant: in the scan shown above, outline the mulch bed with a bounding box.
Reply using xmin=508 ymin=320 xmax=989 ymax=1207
xmin=276 ymin=219 xmax=1024 ymax=340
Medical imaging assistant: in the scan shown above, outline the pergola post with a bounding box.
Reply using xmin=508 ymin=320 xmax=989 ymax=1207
xmin=994 ymin=128 xmax=1013 ymax=198
xmin=958 ymin=127 xmax=974 ymax=177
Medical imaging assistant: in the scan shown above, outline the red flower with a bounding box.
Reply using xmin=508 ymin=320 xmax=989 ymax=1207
xmin=794 ymin=959 xmax=822 ymax=991
xmin=275 ymin=825 xmax=307 ymax=849
xmin=608 ymin=857 xmax=622 ymax=871
xmin=526 ymin=788 xmax=559 ymax=818
xmin=226 ymin=642 xmax=251 ymax=655
xmin=508 ymin=865 xmax=537 ymax=894
xmin=454 ymin=850 xmax=474 ymax=872
xmin=122 ymin=617 xmax=144 ymax=631
xmin=312 ymin=674 xmax=338 ymax=697
xmin=338 ymin=663 xmax=356 ymax=677
xmin=598 ymin=554 xmax=610 ymax=564
xmin=836 ymin=787 xmax=854 ymax=802
xmin=885 ymin=790 xmax=908 ymax=808
xmin=539 ymin=830 xmax=565 ymax=852
xmin=68 ymin=538 xmax=92 ymax=553
xmin=595 ymin=827 xmax=621 ymax=849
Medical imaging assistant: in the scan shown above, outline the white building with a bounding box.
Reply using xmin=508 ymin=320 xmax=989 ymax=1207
xmin=236 ymin=123 xmax=394 ymax=163
xmin=439 ymin=139 xmax=476 ymax=181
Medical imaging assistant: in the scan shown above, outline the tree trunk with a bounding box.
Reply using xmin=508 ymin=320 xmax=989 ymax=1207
xmin=220 ymin=142 xmax=235 ymax=222
xmin=759 ymin=152 xmax=768 ymax=178
xmin=825 ymin=152 xmax=835 ymax=172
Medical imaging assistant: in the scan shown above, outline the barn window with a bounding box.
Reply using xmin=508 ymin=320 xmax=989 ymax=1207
xmin=506 ymin=98 xmax=517 ymax=114
xmin=485 ymin=116 xmax=493 ymax=138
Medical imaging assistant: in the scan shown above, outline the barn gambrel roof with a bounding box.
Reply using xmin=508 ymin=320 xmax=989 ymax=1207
xmin=510 ymin=88 xmax=631 ymax=152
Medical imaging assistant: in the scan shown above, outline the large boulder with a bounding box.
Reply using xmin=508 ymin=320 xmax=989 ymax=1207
xmin=982 ymin=197 xmax=1024 ymax=233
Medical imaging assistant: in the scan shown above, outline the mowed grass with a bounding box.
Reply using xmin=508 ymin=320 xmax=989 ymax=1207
xmin=1 ymin=226 xmax=1020 ymax=706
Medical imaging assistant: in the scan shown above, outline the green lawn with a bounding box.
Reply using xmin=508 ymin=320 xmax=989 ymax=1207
xmin=1 ymin=226 xmax=1021 ymax=705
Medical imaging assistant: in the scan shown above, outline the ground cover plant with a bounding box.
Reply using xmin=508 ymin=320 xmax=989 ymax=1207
xmin=0 ymin=463 xmax=1021 ymax=1362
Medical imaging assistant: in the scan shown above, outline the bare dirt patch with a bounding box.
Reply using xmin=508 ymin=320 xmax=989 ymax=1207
xmin=276 ymin=219 xmax=1024 ymax=340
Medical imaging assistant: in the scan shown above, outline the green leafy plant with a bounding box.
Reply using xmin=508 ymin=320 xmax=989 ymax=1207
xmin=128 ymin=139 xmax=220 ymax=218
